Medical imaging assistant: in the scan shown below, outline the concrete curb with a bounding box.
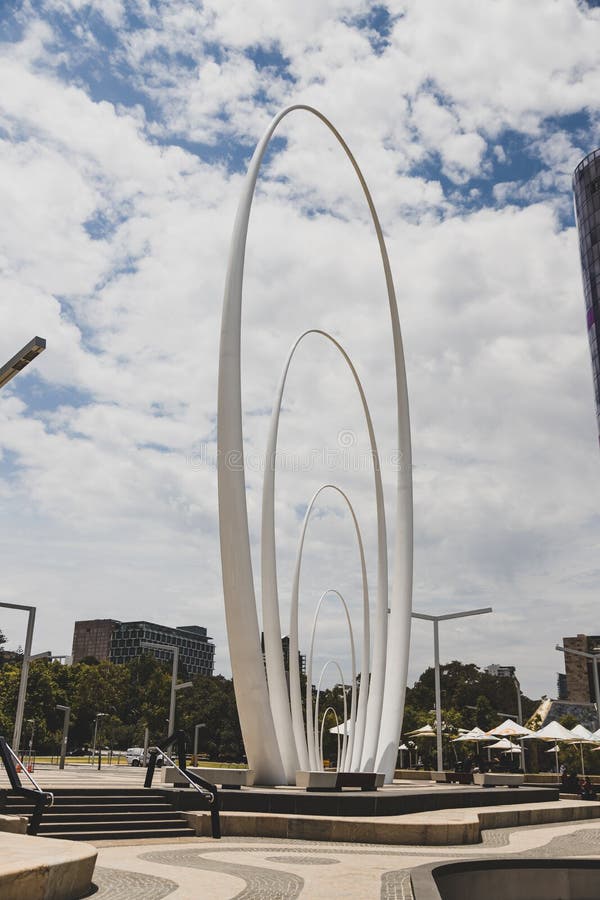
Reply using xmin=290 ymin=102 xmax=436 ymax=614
xmin=0 ymin=832 xmax=97 ymax=899
xmin=186 ymin=799 xmax=600 ymax=846
xmin=0 ymin=814 xmax=27 ymax=835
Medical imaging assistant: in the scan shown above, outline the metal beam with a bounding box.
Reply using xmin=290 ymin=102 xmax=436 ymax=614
xmin=0 ymin=337 xmax=46 ymax=389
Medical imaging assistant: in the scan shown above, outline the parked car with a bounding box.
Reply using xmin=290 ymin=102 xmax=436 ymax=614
xmin=126 ymin=747 xmax=164 ymax=767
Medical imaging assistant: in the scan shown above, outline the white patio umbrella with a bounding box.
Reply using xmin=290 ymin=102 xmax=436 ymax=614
xmin=530 ymin=720 xmax=578 ymax=741
xmin=485 ymin=719 xmax=535 ymax=738
xmin=570 ymin=724 xmax=595 ymax=740
xmin=451 ymin=726 xmax=490 ymax=741
xmin=405 ymin=725 xmax=437 ymax=767
xmin=485 ymin=719 xmax=534 ymax=773
xmin=523 ymin=720 xmax=576 ymax=775
xmin=329 ymin=720 xmax=353 ymax=735
xmin=486 ymin=738 xmax=521 ymax=753
xmin=568 ymin=724 xmax=599 ymax=776
xmin=407 ymin=724 xmax=437 ymax=737
xmin=398 ymin=742 xmax=409 ymax=768
xmin=451 ymin=726 xmax=491 ymax=757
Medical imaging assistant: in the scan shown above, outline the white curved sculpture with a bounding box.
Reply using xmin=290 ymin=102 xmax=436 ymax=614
xmin=288 ymin=483 xmax=369 ymax=774
xmin=319 ymin=707 xmax=341 ymax=771
xmin=217 ymin=104 xmax=413 ymax=785
xmin=314 ymin=661 xmax=349 ymax=770
xmin=262 ymin=329 xmax=387 ymax=781
xmin=306 ymin=591 xmax=356 ymax=771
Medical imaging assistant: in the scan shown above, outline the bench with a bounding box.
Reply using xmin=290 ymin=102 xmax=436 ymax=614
xmin=161 ymin=766 xmax=255 ymax=789
xmin=432 ymin=771 xmax=473 ymax=785
xmin=296 ymin=771 xmax=385 ymax=791
xmin=473 ymin=773 xmax=524 ymax=788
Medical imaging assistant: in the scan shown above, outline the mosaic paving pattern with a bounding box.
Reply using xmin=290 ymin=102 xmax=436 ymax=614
xmin=91 ymin=866 xmax=178 ymax=899
xmin=115 ymin=824 xmax=600 ymax=899
xmin=380 ymin=869 xmax=414 ymax=900
xmin=520 ymin=828 xmax=600 ymax=858
xmin=481 ymin=828 xmax=512 ymax=848
xmin=139 ymin=848 xmax=304 ymax=899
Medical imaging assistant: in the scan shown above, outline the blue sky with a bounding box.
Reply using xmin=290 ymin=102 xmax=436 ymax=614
xmin=2 ymin=0 xmax=600 ymax=703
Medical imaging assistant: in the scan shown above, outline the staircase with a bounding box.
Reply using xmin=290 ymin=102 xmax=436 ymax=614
xmin=2 ymin=788 xmax=196 ymax=841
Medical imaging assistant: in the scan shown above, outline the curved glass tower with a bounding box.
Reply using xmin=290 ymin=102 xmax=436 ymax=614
xmin=574 ymin=149 xmax=600 ymax=442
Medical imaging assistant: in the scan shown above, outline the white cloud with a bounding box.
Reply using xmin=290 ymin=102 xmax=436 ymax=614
xmin=0 ymin=1 xmax=599 ymax=703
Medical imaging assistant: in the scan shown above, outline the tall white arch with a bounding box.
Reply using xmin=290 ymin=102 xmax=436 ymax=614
xmin=262 ymin=328 xmax=387 ymax=782
xmin=306 ymin=590 xmax=356 ymax=771
xmin=320 ymin=707 xmax=341 ymax=772
xmin=313 ymin=661 xmax=349 ymax=771
xmin=217 ymin=104 xmax=413 ymax=784
xmin=288 ymin=483 xmax=369 ymax=773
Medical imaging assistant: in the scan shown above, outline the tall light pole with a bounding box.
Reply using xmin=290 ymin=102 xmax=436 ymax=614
xmin=1 ymin=338 xmax=46 ymax=753
xmin=412 ymin=607 xmax=493 ymax=772
xmin=556 ymin=644 xmax=600 ymax=729
xmin=91 ymin=712 xmax=108 ymax=766
xmin=26 ymin=718 xmax=35 ymax=767
xmin=142 ymin=642 xmax=193 ymax=735
xmin=56 ymin=705 xmax=70 ymax=770
xmin=193 ymin=723 xmax=206 ymax=766
xmin=0 ymin=601 xmax=36 ymax=751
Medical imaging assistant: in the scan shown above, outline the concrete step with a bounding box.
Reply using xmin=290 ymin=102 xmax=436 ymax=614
xmin=5 ymin=802 xmax=173 ymax=814
xmin=4 ymin=792 xmax=168 ymax=805
xmin=38 ymin=817 xmax=190 ymax=834
xmin=42 ymin=827 xmax=196 ymax=841
xmin=40 ymin=811 xmax=183 ymax=824
xmin=2 ymin=788 xmax=200 ymax=841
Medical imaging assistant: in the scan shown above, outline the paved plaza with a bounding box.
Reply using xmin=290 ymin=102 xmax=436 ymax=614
xmin=88 ymin=820 xmax=600 ymax=899
xmin=4 ymin=766 xmax=600 ymax=896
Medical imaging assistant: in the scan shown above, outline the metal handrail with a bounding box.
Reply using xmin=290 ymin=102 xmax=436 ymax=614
xmin=4 ymin=742 xmax=54 ymax=806
xmin=152 ymin=746 xmax=213 ymax=802
xmin=0 ymin=735 xmax=54 ymax=835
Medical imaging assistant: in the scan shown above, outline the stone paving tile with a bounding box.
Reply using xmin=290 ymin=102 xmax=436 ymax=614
xmin=91 ymin=866 xmax=179 ymax=899
xmin=139 ymin=848 xmax=304 ymax=899
xmin=380 ymin=870 xmax=414 ymax=900
xmin=92 ymin=820 xmax=600 ymax=899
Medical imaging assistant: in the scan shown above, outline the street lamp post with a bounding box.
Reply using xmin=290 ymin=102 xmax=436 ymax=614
xmin=56 ymin=705 xmax=70 ymax=770
xmin=91 ymin=712 xmax=108 ymax=768
xmin=193 ymin=723 xmax=206 ymax=766
xmin=26 ymin=718 xmax=35 ymax=768
xmin=1 ymin=338 xmax=47 ymax=751
xmin=0 ymin=601 xmax=36 ymax=752
xmin=141 ymin=643 xmax=193 ymax=735
xmin=412 ymin=607 xmax=493 ymax=772
xmin=556 ymin=644 xmax=600 ymax=730
xmin=0 ymin=338 xmax=47 ymax=753
xmin=512 ymin=677 xmax=527 ymax=773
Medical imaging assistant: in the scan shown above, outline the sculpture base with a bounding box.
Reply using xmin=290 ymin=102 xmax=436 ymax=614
xmin=162 ymin=783 xmax=558 ymax=818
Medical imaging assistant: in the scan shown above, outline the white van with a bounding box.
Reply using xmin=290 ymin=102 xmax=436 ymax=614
xmin=126 ymin=747 xmax=164 ymax=767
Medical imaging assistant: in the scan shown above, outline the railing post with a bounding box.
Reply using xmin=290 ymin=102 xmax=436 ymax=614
xmin=144 ymin=748 xmax=158 ymax=788
xmin=210 ymin=790 xmax=221 ymax=839
xmin=0 ymin=736 xmax=22 ymax=791
xmin=177 ymin=730 xmax=186 ymax=771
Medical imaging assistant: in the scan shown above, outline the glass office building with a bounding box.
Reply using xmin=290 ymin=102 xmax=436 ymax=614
xmin=573 ymin=148 xmax=600 ymax=442
xmin=72 ymin=618 xmax=215 ymax=677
